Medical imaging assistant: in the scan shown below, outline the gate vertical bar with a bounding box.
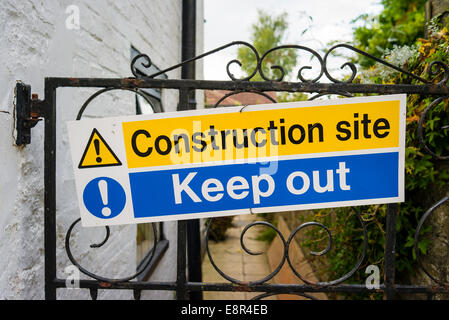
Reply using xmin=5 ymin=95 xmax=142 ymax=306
xmin=181 ymin=0 xmax=202 ymax=300
xmin=176 ymin=88 xmax=190 ymax=300
xmin=177 ymin=220 xmax=188 ymax=300
xmin=44 ymin=80 xmax=57 ymax=300
xmin=384 ymin=203 xmax=398 ymax=300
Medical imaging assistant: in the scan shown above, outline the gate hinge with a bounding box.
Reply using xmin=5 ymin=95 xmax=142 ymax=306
xmin=15 ymin=82 xmax=44 ymax=146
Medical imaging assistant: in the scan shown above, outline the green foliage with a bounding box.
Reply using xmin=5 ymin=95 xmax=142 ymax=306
xmin=256 ymin=226 xmax=278 ymax=243
xmin=255 ymin=212 xmax=278 ymax=243
xmin=297 ymin=12 xmax=449 ymax=300
xmin=352 ymin=0 xmax=427 ymax=68
xmin=296 ymin=206 xmax=385 ymax=300
xmin=237 ymin=10 xmax=297 ymax=81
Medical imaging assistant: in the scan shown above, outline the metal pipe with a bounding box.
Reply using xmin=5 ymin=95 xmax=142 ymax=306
xmin=181 ymin=0 xmax=203 ymax=300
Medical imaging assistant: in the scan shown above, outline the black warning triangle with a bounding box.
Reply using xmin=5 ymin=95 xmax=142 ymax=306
xmin=78 ymin=128 xmax=122 ymax=169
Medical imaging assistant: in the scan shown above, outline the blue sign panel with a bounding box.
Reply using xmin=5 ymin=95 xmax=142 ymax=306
xmin=128 ymin=152 xmax=399 ymax=219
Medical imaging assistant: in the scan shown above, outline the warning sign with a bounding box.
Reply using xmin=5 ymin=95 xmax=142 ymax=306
xmin=78 ymin=128 xmax=122 ymax=168
xmin=67 ymin=94 xmax=406 ymax=227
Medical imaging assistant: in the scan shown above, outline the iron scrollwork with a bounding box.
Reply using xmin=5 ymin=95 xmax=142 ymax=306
xmin=130 ymin=41 xmax=449 ymax=85
xmin=417 ymin=96 xmax=449 ymax=161
xmin=414 ymin=195 xmax=449 ymax=286
xmin=65 ymin=218 xmax=158 ymax=284
xmin=131 ymin=41 xmax=261 ymax=81
xmin=204 ymin=208 xmax=367 ymax=289
xmin=64 ymin=87 xmax=159 ymax=288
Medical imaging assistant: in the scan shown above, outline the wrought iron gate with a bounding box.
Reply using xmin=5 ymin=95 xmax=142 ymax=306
xmin=16 ymin=42 xmax=449 ymax=300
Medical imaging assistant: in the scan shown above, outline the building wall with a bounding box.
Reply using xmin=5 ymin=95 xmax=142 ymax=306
xmin=0 ymin=0 xmax=203 ymax=300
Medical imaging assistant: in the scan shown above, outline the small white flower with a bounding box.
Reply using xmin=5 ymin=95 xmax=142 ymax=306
xmin=360 ymin=44 xmax=418 ymax=83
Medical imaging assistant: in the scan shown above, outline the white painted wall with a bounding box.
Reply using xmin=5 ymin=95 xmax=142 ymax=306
xmin=0 ymin=0 xmax=203 ymax=300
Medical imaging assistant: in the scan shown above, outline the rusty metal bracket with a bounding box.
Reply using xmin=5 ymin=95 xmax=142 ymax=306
xmin=15 ymin=82 xmax=44 ymax=146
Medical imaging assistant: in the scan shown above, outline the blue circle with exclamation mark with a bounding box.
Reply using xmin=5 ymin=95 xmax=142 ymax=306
xmin=83 ymin=177 xmax=126 ymax=219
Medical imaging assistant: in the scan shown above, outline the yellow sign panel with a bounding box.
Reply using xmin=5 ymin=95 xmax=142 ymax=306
xmin=122 ymin=100 xmax=400 ymax=169
xmin=78 ymin=128 xmax=122 ymax=168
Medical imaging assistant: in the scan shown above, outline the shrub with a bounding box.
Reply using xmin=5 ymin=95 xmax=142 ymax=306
xmin=206 ymin=216 xmax=235 ymax=242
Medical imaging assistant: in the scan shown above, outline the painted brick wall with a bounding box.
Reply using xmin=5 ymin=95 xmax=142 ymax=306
xmin=0 ymin=0 xmax=203 ymax=300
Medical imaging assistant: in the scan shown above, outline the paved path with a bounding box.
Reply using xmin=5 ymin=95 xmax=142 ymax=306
xmin=201 ymin=214 xmax=277 ymax=300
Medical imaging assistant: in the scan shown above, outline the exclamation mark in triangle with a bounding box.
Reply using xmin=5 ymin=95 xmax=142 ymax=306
xmin=94 ymin=139 xmax=102 ymax=164
xmin=78 ymin=128 xmax=122 ymax=169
